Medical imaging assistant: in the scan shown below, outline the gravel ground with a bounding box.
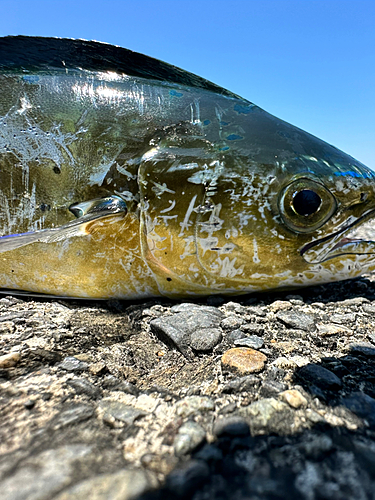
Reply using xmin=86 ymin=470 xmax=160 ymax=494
xmin=1 ymin=227 xmax=375 ymax=500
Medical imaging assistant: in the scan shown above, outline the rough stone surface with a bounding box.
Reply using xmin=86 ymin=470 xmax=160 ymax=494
xmin=221 ymin=347 xmax=267 ymax=375
xmin=1 ymin=261 xmax=375 ymax=499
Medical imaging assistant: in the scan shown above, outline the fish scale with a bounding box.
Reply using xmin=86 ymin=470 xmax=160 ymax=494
xmin=0 ymin=36 xmax=374 ymax=299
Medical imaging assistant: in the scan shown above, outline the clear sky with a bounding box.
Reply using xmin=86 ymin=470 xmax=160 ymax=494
xmin=1 ymin=0 xmax=374 ymax=169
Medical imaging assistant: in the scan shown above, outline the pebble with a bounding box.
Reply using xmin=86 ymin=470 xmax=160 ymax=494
xmin=170 ymin=303 xmax=223 ymax=317
xmin=234 ymin=335 xmax=264 ymax=349
xmin=99 ymin=400 xmax=148 ymax=426
xmin=221 ymin=347 xmax=267 ymax=375
xmin=59 ymin=356 xmax=89 ymax=372
xmin=367 ymin=333 xmax=375 ymax=344
xmin=269 ymin=300 xmax=292 ymax=312
xmin=190 ymin=328 xmax=222 ymax=351
xmin=53 ymin=468 xmax=157 ymax=500
xmin=213 ymin=416 xmax=250 ymax=437
xmin=271 ymin=357 xmax=298 ymax=370
xmin=221 ymin=375 xmax=260 ymax=394
xmin=175 ymin=396 xmax=215 ymax=418
xmin=173 ymin=421 xmax=206 ymax=456
xmin=349 ymin=342 xmax=375 ymax=358
xmin=0 ymin=352 xmax=20 ymax=368
xmin=317 ymin=324 xmax=352 ymax=336
xmin=240 ymin=323 xmax=265 ymax=334
xmin=280 ymin=389 xmax=308 ymax=409
xmin=220 ymin=315 xmax=246 ymax=330
xmin=260 ymin=380 xmax=287 ymax=397
xmin=276 ymin=310 xmax=315 ymax=331
xmin=67 ymin=378 xmax=102 ymax=399
xmin=245 ymin=398 xmax=295 ymax=435
xmin=298 ymin=364 xmax=342 ymax=390
xmin=226 ymin=329 xmax=245 ymax=343
xmin=340 ymin=391 xmax=375 ymax=427
xmin=150 ymin=308 xmax=222 ymax=356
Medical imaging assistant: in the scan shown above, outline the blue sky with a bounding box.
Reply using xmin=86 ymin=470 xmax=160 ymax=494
xmin=1 ymin=0 xmax=374 ymax=169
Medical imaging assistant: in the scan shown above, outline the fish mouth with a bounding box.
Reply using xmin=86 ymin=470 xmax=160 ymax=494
xmin=300 ymin=208 xmax=375 ymax=264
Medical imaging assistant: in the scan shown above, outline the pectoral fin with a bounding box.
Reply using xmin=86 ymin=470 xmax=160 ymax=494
xmin=0 ymin=196 xmax=127 ymax=253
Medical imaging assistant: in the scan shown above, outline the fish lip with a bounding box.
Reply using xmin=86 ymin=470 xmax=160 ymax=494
xmin=300 ymin=208 xmax=375 ymax=263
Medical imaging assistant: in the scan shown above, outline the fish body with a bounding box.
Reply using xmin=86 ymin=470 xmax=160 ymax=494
xmin=0 ymin=36 xmax=375 ymax=299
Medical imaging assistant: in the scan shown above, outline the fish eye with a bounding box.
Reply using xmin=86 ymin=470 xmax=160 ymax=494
xmin=292 ymin=189 xmax=322 ymax=216
xmin=279 ymin=178 xmax=337 ymax=233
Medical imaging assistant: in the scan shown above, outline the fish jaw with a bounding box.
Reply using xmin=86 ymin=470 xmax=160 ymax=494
xmin=300 ymin=208 xmax=375 ymax=266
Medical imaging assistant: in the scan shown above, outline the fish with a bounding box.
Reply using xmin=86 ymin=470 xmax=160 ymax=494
xmin=0 ymin=35 xmax=375 ymax=299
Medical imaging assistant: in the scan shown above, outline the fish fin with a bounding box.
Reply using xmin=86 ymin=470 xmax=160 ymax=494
xmin=0 ymin=196 xmax=127 ymax=253
xmin=0 ymin=36 xmax=241 ymax=100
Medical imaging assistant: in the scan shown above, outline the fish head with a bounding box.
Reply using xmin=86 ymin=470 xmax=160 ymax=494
xmin=139 ymin=129 xmax=375 ymax=296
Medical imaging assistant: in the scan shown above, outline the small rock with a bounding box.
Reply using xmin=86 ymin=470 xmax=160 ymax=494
xmin=170 ymin=303 xmax=222 ymax=316
xmin=88 ymin=362 xmax=107 ymax=376
xmin=276 ymin=310 xmax=315 ymax=331
xmin=271 ymin=357 xmax=298 ymax=370
xmin=221 ymin=347 xmax=267 ymax=375
xmin=317 ymin=324 xmax=352 ymax=336
xmin=349 ymin=343 xmax=375 ymax=358
xmin=59 ymin=356 xmax=89 ymax=372
xmin=99 ymin=400 xmax=147 ymax=426
xmin=190 ymin=328 xmax=222 ymax=351
xmin=220 ymin=315 xmax=246 ymax=330
xmin=330 ymin=313 xmax=356 ymax=324
xmin=24 ymin=398 xmax=36 ymax=410
xmin=0 ymin=352 xmax=20 ymax=368
xmin=221 ymin=375 xmax=260 ymax=393
xmin=213 ymin=416 xmax=250 ymax=437
xmin=245 ymin=398 xmax=295 ymax=435
xmin=367 ymin=333 xmax=375 ymax=344
xmin=175 ymin=396 xmax=215 ymax=418
xmin=234 ymin=335 xmax=264 ymax=349
xmin=269 ymin=300 xmax=292 ymax=312
xmin=174 ymin=421 xmax=206 ymax=456
xmin=227 ymin=329 xmax=245 ymax=343
xmin=280 ymin=389 xmax=308 ymax=408
xmin=52 ymin=468 xmax=157 ymax=500
xmin=340 ymin=391 xmax=375 ymax=427
xmin=67 ymin=378 xmax=101 ymax=399
xmin=298 ymin=364 xmax=342 ymax=390
xmin=240 ymin=323 xmax=264 ymax=334
xmin=260 ymin=380 xmax=287 ymax=397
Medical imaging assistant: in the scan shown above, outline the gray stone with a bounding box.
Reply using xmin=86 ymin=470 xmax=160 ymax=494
xmin=59 ymin=357 xmax=89 ymax=372
xmin=276 ymin=310 xmax=315 ymax=331
xmin=220 ymin=315 xmax=246 ymax=330
xmin=298 ymin=364 xmax=342 ymax=390
xmin=245 ymin=398 xmax=296 ymax=435
xmin=150 ymin=309 xmax=222 ymax=356
xmin=234 ymin=335 xmax=264 ymax=349
xmin=0 ymin=445 xmax=92 ymax=500
xmin=99 ymin=400 xmax=147 ymax=426
xmin=226 ymin=329 xmax=245 ymax=343
xmin=66 ymin=378 xmax=101 ymax=399
xmin=52 ymin=469 xmax=157 ymax=500
xmin=222 ymin=375 xmax=260 ymax=393
xmin=240 ymin=323 xmax=265 ymax=334
xmin=174 ymin=421 xmax=206 ymax=456
xmin=190 ymin=328 xmax=222 ymax=351
xmin=175 ymin=396 xmax=215 ymax=418
xmin=52 ymin=404 xmax=95 ymax=430
xmin=170 ymin=303 xmax=223 ymax=317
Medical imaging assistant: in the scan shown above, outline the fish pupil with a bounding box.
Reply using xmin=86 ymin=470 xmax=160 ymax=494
xmin=292 ymin=189 xmax=321 ymax=216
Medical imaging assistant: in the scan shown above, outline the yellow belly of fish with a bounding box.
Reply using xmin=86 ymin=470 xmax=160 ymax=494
xmin=0 ymin=214 xmax=159 ymax=299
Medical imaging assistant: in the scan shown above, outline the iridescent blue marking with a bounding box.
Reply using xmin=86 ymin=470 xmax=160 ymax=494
xmin=22 ymin=75 xmax=40 ymax=83
xmin=220 ymin=121 xmax=229 ymax=126
xmin=203 ymin=119 xmax=210 ymax=126
xmin=234 ymin=103 xmax=255 ymax=114
xmin=220 ymin=146 xmax=230 ymax=151
xmin=227 ymin=134 xmax=243 ymax=141
xmin=169 ymin=90 xmax=183 ymax=97
xmin=334 ymin=170 xmax=375 ymax=180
